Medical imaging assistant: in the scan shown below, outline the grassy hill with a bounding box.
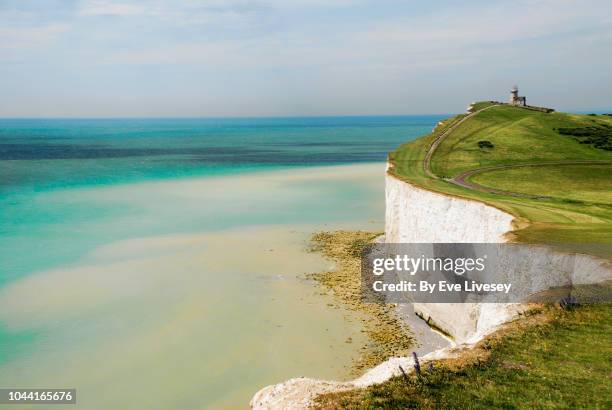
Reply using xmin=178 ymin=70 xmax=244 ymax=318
xmin=315 ymin=104 xmax=612 ymax=409
xmin=388 ymin=104 xmax=612 ymax=254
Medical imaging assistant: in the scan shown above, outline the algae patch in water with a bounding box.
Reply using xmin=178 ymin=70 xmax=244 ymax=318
xmin=306 ymin=230 xmax=414 ymax=373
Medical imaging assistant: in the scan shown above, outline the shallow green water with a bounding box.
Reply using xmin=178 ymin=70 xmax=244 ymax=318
xmin=0 ymin=165 xmax=387 ymax=408
xmin=0 ymin=116 xmax=439 ymax=408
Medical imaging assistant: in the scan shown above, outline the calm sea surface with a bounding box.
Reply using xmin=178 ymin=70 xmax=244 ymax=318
xmin=1 ymin=116 xmax=443 ymax=279
xmin=0 ymin=116 xmax=443 ymax=193
xmin=0 ymin=116 xmax=444 ymax=408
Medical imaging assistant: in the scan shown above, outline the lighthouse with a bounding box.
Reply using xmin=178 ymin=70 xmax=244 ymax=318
xmin=509 ymin=86 xmax=527 ymax=106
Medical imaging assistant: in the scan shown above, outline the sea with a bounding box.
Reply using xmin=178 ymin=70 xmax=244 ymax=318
xmin=0 ymin=115 xmax=444 ymax=408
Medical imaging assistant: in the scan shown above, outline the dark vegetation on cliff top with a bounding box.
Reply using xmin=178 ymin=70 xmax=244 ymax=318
xmin=556 ymin=123 xmax=612 ymax=151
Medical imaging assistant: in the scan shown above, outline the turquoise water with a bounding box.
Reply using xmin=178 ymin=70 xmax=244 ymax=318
xmin=1 ymin=116 xmax=441 ymax=193
xmin=0 ymin=116 xmax=443 ymax=408
xmin=1 ymin=116 xmax=442 ymax=281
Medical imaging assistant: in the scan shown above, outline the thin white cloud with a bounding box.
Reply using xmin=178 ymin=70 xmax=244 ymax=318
xmin=89 ymin=0 xmax=610 ymax=74
xmin=78 ymin=1 xmax=148 ymax=16
xmin=0 ymin=23 xmax=70 ymax=50
xmin=354 ymin=1 xmax=611 ymax=52
xmin=75 ymin=0 xmax=263 ymax=31
xmin=76 ymin=0 xmax=363 ymax=19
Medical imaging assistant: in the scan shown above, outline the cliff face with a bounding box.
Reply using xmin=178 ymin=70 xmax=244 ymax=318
xmin=385 ymin=172 xmax=516 ymax=343
xmin=385 ymin=172 xmax=611 ymax=344
xmin=385 ymin=173 xmax=513 ymax=244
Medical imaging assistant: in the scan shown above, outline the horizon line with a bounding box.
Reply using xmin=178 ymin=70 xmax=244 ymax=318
xmin=0 ymin=113 xmax=453 ymax=120
xmin=0 ymin=108 xmax=611 ymax=121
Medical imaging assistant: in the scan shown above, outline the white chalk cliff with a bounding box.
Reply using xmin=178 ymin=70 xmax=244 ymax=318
xmin=251 ymin=169 xmax=611 ymax=409
xmin=385 ymin=172 xmax=519 ymax=344
xmin=385 ymin=172 xmax=513 ymax=244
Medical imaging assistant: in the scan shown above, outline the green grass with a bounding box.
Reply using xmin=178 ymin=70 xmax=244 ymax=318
xmin=469 ymin=101 xmax=499 ymax=111
xmin=471 ymin=164 xmax=612 ymax=204
xmin=315 ymin=304 xmax=612 ymax=409
xmin=431 ymin=106 xmax=611 ymax=177
xmin=388 ymin=103 xmax=612 ymax=251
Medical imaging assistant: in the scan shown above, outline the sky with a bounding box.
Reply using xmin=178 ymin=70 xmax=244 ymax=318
xmin=1 ymin=0 xmax=611 ymax=117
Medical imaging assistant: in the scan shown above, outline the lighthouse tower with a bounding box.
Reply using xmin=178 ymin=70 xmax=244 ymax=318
xmin=509 ymin=86 xmax=527 ymax=106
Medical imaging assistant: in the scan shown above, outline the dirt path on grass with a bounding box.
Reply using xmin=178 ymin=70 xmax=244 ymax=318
xmin=423 ymin=103 xmax=499 ymax=178
xmin=449 ymin=161 xmax=612 ymax=200
xmin=423 ymin=104 xmax=612 ymax=199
